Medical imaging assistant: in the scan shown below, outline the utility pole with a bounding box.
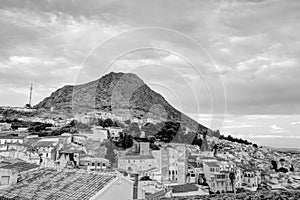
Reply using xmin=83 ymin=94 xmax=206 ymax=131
xmin=29 ymin=84 xmax=33 ymax=107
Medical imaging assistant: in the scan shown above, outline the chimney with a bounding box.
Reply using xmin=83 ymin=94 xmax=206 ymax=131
xmin=139 ymin=142 xmax=150 ymax=156
xmin=133 ymin=173 xmax=139 ymax=199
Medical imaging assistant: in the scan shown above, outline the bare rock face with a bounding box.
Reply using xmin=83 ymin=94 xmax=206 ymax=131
xmin=35 ymin=72 xmax=207 ymax=131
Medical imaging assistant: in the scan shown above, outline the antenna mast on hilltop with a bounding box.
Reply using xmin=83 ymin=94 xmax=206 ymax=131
xmin=29 ymin=84 xmax=33 ymax=107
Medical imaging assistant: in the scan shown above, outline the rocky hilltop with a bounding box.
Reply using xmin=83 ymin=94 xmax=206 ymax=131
xmin=35 ymin=72 xmax=207 ymax=132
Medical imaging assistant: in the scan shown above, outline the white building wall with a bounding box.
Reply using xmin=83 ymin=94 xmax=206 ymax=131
xmin=93 ymin=177 xmax=133 ymax=200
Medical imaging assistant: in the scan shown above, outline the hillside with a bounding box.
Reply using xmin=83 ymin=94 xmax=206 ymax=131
xmin=35 ymin=72 xmax=208 ymax=132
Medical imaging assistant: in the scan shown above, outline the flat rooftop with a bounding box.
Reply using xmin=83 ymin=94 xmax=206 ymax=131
xmin=0 ymin=161 xmax=39 ymax=172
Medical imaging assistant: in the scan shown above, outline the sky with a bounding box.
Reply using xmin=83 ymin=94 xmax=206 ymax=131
xmin=0 ymin=0 xmax=300 ymax=148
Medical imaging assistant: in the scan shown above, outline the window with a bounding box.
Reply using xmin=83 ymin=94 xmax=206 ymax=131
xmin=1 ymin=176 xmax=10 ymax=185
xmin=92 ymin=162 xmax=95 ymax=166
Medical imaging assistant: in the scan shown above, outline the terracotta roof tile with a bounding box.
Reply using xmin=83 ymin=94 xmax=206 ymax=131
xmin=0 ymin=169 xmax=117 ymax=200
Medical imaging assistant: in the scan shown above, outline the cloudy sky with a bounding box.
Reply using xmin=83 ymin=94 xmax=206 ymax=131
xmin=1 ymin=0 xmax=300 ymax=148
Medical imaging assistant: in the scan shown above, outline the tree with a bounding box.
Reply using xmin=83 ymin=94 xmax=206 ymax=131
xmin=103 ymin=118 xmax=113 ymax=127
xmin=141 ymin=123 xmax=160 ymax=138
xmin=69 ymin=120 xmax=77 ymax=127
xmin=227 ymin=135 xmax=233 ymax=141
xmin=104 ymin=140 xmax=117 ymax=165
xmin=123 ymin=133 xmax=133 ymax=149
xmin=213 ymin=130 xmax=221 ymax=138
xmin=97 ymin=118 xmax=104 ymax=127
xmin=229 ymin=172 xmax=236 ymax=194
xmin=120 ymin=133 xmax=132 ymax=149
xmin=290 ymin=164 xmax=295 ymax=172
xmin=124 ymin=119 xmax=131 ymax=125
xmin=271 ymin=160 xmax=278 ymax=171
xmin=213 ymin=144 xmax=218 ymax=156
xmin=191 ymin=133 xmax=202 ymax=148
xmin=116 ymin=132 xmax=133 ymax=149
xmin=154 ymin=121 xmax=180 ymax=143
xmin=128 ymin=122 xmax=141 ymax=137
xmin=277 ymin=167 xmax=288 ymax=173
xmin=118 ymin=132 xmax=124 ymax=140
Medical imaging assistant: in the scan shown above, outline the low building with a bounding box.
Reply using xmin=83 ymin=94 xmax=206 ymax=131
xmin=187 ymin=156 xmax=204 ymax=184
xmin=0 ymin=161 xmax=39 ymax=189
xmin=0 ymin=169 xmax=134 ymax=200
xmin=0 ymin=136 xmax=24 ymax=145
xmin=118 ymin=142 xmax=157 ymax=176
xmin=89 ymin=126 xmax=109 ymax=142
xmin=33 ymin=140 xmax=58 ymax=168
xmin=16 ymin=127 xmax=29 ymax=132
xmin=56 ymin=143 xmax=86 ymax=169
xmin=79 ymin=156 xmax=110 ymax=171
xmin=167 ymin=183 xmax=209 ymax=197
xmin=203 ymin=162 xmax=232 ymax=193
xmin=235 ymin=167 xmax=243 ymax=189
xmin=107 ymin=127 xmax=123 ymax=141
xmin=242 ymin=169 xmax=260 ymax=191
xmin=0 ymin=123 xmax=11 ymax=131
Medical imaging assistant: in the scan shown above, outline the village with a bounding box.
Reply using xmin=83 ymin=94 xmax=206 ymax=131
xmin=0 ymin=108 xmax=300 ymax=199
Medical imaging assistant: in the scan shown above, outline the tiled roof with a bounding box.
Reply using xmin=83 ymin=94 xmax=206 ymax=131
xmin=34 ymin=141 xmax=57 ymax=147
xmin=119 ymin=154 xmax=155 ymax=160
xmin=59 ymin=143 xmax=86 ymax=154
xmin=171 ymin=183 xmax=199 ymax=193
xmin=80 ymin=156 xmax=109 ymax=163
xmin=0 ymin=136 xmax=24 ymax=139
xmin=188 ymin=162 xmax=198 ymax=168
xmin=0 ymin=169 xmax=117 ymax=200
xmin=146 ymin=188 xmax=171 ymax=199
xmin=204 ymin=162 xmax=220 ymax=168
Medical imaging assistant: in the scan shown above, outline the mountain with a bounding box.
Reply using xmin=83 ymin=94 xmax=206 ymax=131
xmin=35 ymin=72 xmax=208 ymax=132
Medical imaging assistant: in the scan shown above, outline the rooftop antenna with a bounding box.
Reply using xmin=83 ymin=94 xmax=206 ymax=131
xmin=29 ymin=84 xmax=33 ymax=108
